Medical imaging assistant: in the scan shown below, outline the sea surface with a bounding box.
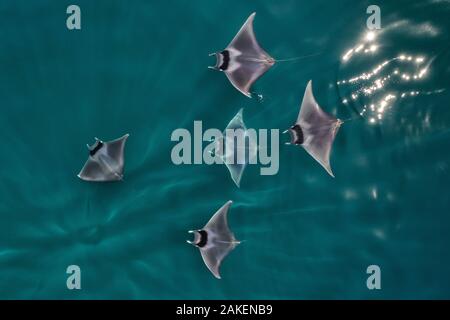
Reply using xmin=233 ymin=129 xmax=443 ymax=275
xmin=1 ymin=0 xmax=450 ymax=299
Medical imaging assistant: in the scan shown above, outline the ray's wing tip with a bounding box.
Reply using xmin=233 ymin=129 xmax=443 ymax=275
xmin=78 ymin=176 xmax=94 ymax=182
xmin=224 ymin=200 xmax=234 ymax=209
xmin=325 ymin=167 xmax=335 ymax=178
xmin=229 ymin=81 xmax=251 ymax=98
xmin=233 ymin=83 xmax=252 ymax=98
xmin=306 ymin=80 xmax=314 ymax=93
xmin=77 ymin=171 xmax=91 ymax=181
xmin=212 ymin=271 xmax=222 ymax=279
xmin=229 ymin=170 xmax=243 ymax=187
xmin=224 ymin=70 xmax=252 ymax=98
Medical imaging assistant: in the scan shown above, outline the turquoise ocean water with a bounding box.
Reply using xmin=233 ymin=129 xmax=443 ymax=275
xmin=1 ymin=0 xmax=450 ymax=299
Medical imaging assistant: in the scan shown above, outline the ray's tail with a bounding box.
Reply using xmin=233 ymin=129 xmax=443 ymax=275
xmin=274 ymin=52 xmax=322 ymax=62
xmin=240 ymin=52 xmax=322 ymax=64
